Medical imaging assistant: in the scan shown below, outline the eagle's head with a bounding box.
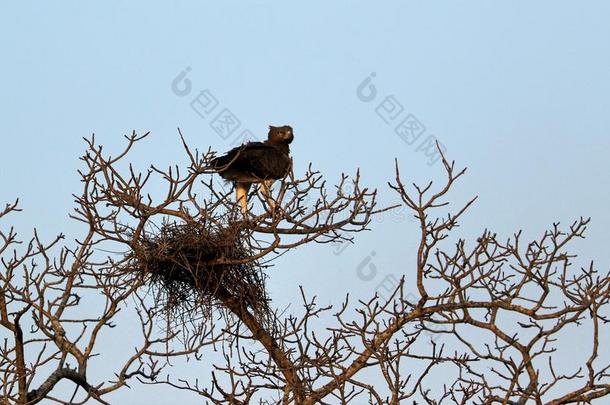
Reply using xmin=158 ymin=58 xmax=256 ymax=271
xmin=268 ymin=125 xmax=294 ymax=145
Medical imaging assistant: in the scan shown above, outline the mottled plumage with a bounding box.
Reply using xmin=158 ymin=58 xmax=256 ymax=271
xmin=211 ymin=125 xmax=294 ymax=213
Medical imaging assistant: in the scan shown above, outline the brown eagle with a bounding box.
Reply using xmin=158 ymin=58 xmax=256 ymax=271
xmin=211 ymin=125 xmax=294 ymax=214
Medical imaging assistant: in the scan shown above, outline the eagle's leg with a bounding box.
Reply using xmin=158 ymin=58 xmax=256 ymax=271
xmin=236 ymin=182 xmax=252 ymax=215
xmin=260 ymin=180 xmax=275 ymax=212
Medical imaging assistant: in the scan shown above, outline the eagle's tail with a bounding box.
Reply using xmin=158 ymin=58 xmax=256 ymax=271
xmin=208 ymin=155 xmax=225 ymax=171
xmin=208 ymin=146 xmax=245 ymax=172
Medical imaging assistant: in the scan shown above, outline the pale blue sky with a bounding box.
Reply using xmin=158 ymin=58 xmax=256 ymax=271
xmin=1 ymin=2 xmax=610 ymax=403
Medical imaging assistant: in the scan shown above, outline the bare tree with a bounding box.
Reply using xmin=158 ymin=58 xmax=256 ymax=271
xmin=1 ymin=133 xmax=609 ymax=404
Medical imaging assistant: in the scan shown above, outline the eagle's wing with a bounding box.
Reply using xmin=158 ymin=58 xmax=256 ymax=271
xmin=210 ymin=142 xmax=266 ymax=169
xmin=211 ymin=142 xmax=291 ymax=181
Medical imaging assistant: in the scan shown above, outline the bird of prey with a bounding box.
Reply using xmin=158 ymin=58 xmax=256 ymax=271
xmin=211 ymin=125 xmax=294 ymax=214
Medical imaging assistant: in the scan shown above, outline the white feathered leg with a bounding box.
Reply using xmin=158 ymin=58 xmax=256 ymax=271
xmin=236 ymin=182 xmax=251 ymax=215
xmin=260 ymin=180 xmax=275 ymax=212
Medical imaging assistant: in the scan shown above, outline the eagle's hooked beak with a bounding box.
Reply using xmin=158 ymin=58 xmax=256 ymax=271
xmin=285 ymin=130 xmax=294 ymax=143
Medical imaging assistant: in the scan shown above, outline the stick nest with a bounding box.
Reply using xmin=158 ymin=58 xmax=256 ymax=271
xmin=130 ymin=219 xmax=270 ymax=323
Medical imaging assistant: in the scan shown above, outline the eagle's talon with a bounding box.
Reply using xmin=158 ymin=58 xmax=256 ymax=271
xmin=271 ymin=207 xmax=284 ymax=220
